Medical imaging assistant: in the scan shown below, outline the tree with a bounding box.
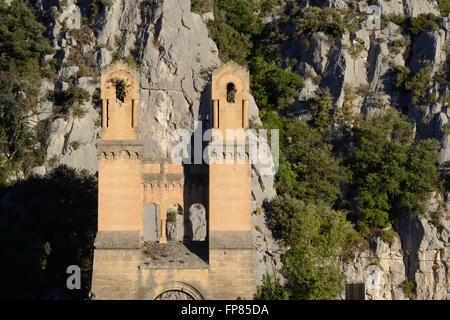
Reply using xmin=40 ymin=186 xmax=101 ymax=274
xmin=0 ymin=0 xmax=54 ymax=181
xmin=295 ymin=7 xmax=346 ymax=39
xmin=209 ymin=0 xmax=258 ymax=64
xmin=307 ymin=88 xmax=334 ymax=133
xmin=350 ymin=109 xmax=441 ymax=227
xmin=250 ymin=56 xmax=304 ymax=112
xmin=0 ymin=166 xmax=97 ymax=299
xmin=255 ymin=275 xmax=289 ymax=300
xmin=267 ymin=195 xmax=355 ymax=299
xmin=275 ymin=118 xmax=348 ymax=206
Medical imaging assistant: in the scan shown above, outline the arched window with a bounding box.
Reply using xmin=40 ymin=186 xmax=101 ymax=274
xmin=143 ymin=203 xmax=161 ymax=241
xmin=109 ymin=77 xmax=130 ymax=103
xmin=226 ymin=82 xmax=237 ymax=103
xmin=166 ymin=204 xmax=183 ymax=241
xmin=155 ymin=290 xmax=194 ymax=300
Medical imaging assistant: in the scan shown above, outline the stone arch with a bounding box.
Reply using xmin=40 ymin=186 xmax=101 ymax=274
xmin=121 ymin=150 xmax=131 ymax=159
xmin=212 ymin=62 xmax=249 ymax=94
xmin=143 ymin=203 xmax=161 ymax=242
xmin=153 ymin=282 xmax=204 ymax=300
xmin=166 ymin=203 xmax=183 ymax=241
xmin=226 ymin=82 xmax=237 ymax=103
xmin=187 ymin=203 xmax=207 ymax=241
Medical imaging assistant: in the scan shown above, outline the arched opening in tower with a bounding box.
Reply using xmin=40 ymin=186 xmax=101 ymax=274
xmin=166 ymin=203 xmax=183 ymax=241
xmin=226 ymin=82 xmax=237 ymax=103
xmin=143 ymin=203 xmax=161 ymax=241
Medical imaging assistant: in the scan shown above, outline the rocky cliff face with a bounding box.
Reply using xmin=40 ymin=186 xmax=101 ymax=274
xmin=23 ymin=0 xmax=449 ymax=298
xmin=340 ymin=211 xmax=450 ymax=300
xmin=286 ymin=1 xmax=449 ymax=300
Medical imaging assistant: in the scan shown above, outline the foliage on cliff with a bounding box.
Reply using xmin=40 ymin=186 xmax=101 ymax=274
xmin=349 ymin=109 xmax=441 ymax=228
xmin=206 ymin=2 xmax=444 ymax=300
xmin=0 ymin=0 xmax=54 ymax=183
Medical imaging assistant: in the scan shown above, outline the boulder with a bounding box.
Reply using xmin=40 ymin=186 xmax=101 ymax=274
xmin=404 ymin=0 xmax=440 ymax=17
xmin=93 ymin=48 xmax=112 ymax=70
xmin=188 ymin=204 xmax=206 ymax=241
xmin=58 ymin=66 xmax=79 ymax=79
xmin=57 ymin=2 xmax=81 ymax=30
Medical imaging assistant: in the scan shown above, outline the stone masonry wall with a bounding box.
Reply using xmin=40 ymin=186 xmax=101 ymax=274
xmin=91 ymin=248 xmax=255 ymax=300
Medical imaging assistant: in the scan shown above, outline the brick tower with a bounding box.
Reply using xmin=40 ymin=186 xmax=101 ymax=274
xmin=208 ymin=62 xmax=255 ymax=299
xmin=97 ymin=61 xmax=143 ymax=233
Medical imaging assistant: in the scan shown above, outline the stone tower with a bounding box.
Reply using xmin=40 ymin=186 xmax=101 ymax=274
xmin=209 ymin=62 xmax=250 ymax=231
xmin=207 ymin=62 xmax=255 ymax=299
xmin=91 ymin=61 xmax=145 ymax=299
xmin=97 ymin=61 xmax=143 ymax=233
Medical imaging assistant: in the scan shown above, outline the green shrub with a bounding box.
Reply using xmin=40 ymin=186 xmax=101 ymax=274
xmin=429 ymin=208 xmax=444 ymax=227
xmin=208 ymin=10 xmax=252 ymax=64
xmin=392 ymin=64 xmax=434 ymax=106
xmin=383 ymin=14 xmax=407 ymax=27
xmin=0 ymin=155 xmax=20 ymax=186
xmin=346 ymin=42 xmax=365 ymax=60
xmin=88 ymin=0 xmax=111 ymax=26
xmin=403 ymin=279 xmax=415 ymax=298
xmin=191 ymin=0 xmax=213 ymax=14
xmin=48 ymin=155 xmax=60 ymax=168
xmin=350 ymin=109 xmax=441 ymax=227
xmin=295 ymin=7 xmax=346 ymax=39
xmin=254 ymin=275 xmax=289 ymax=300
xmin=250 ymin=56 xmax=304 ymax=112
xmin=443 ymin=122 xmax=450 ymax=135
xmin=382 ymin=13 xmax=440 ymax=38
xmin=380 ymin=229 xmax=396 ymax=246
xmin=275 ymin=117 xmax=348 ymax=206
xmin=167 ymin=210 xmax=177 ymax=223
xmin=358 ymin=192 xmax=391 ymax=228
xmin=408 ymin=13 xmax=439 ymax=36
xmin=109 ymin=77 xmax=131 ymax=101
xmin=437 ymin=0 xmax=450 ymax=16
xmin=70 ymin=141 xmax=81 ymax=150
xmin=307 ymin=88 xmax=334 ymax=132
xmin=0 ymin=0 xmax=54 ymax=76
xmin=267 ymin=196 xmax=355 ymax=299
xmin=208 ymin=0 xmax=266 ymax=65
xmin=0 ymin=0 xmax=54 ymax=178
xmin=63 ymin=84 xmax=90 ymax=108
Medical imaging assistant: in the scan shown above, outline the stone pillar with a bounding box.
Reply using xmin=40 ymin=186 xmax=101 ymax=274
xmin=132 ymin=99 xmax=138 ymax=128
xmin=102 ymin=99 xmax=108 ymax=128
xmin=242 ymin=100 xmax=248 ymax=128
xmin=213 ymin=100 xmax=218 ymax=128
xmin=160 ymin=218 xmax=167 ymax=244
xmin=159 ymin=204 xmax=168 ymax=243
